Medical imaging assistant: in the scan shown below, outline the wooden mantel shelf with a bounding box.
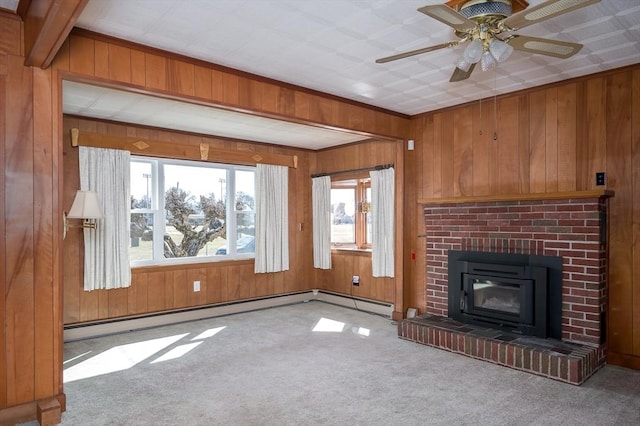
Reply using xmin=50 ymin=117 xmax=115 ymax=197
xmin=418 ymin=190 xmax=614 ymax=205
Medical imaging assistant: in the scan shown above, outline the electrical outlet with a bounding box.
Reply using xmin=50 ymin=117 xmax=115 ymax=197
xmin=352 ymin=275 xmax=360 ymax=286
xmin=193 ymin=281 xmax=200 ymax=292
xmin=596 ymin=172 xmax=605 ymax=186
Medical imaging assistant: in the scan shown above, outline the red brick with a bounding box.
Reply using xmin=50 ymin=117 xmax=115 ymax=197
xmin=531 ymin=351 xmax=541 ymax=373
xmin=569 ymin=359 xmax=582 ymax=384
xmin=541 ymin=354 xmax=550 ymax=376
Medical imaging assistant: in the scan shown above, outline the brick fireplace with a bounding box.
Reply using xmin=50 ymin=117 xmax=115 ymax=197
xmin=399 ymin=191 xmax=612 ymax=384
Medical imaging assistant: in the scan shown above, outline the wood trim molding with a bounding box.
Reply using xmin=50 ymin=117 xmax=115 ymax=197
xmin=418 ymin=190 xmax=614 ymax=205
xmin=70 ymin=128 xmax=298 ymax=168
xmin=20 ymin=0 xmax=88 ymax=68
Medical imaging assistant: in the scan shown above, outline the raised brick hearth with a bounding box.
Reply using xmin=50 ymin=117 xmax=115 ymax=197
xmin=399 ymin=192 xmax=612 ymax=384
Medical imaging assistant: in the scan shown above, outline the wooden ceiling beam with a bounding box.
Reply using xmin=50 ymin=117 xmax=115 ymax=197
xmin=70 ymin=128 xmax=299 ymax=169
xmin=18 ymin=0 xmax=88 ymax=68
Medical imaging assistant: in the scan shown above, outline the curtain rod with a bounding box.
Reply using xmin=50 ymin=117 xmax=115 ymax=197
xmin=311 ymin=163 xmax=393 ymax=178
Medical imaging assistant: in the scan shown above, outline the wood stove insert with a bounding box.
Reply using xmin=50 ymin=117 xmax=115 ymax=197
xmin=448 ymin=250 xmax=562 ymax=339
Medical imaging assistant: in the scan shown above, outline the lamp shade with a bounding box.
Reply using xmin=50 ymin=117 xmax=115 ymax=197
xmin=68 ymin=190 xmax=103 ymax=219
xmin=463 ymin=39 xmax=483 ymax=64
xmin=480 ymin=51 xmax=497 ymax=71
xmin=455 ymin=57 xmax=472 ymax=72
xmin=489 ymin=39 xmax=514 ymax=62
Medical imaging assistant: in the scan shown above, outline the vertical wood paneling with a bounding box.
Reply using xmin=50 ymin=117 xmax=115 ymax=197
xmin=94 ymin=40 xmax=109 ymax=79
xmin=518 ymin=95 xmax=530 ymax=194
xmin=487 ymin=98 xmax=500 ymax=195
xmin=0 ymin=67 xmax=7 ymax=408
xmin=130 ymin=50 xmax=146 ymax=87
xmin=108 ymin=44 xmax=131 ymax=83
xmin=497 ymin=97 xmax=520 ymax=194
xmin=472 ymin=101 xmax=490 ymax=196
xmin=145 ymin=53 xmax=167 ymax=91
xmin=5 ymin=55 xmax=35 ymax=405
xmin=168 ymin=59 xmax=195 ymax=96
xmin=432 ymin=114 xmax=443 ymax=197
xmin=557 ymin=84 xmax=577 ymax=191
xmin=633 ymin=69 xmax=640 ymax=356
xmin=147 ymin=271 xmax=166 ymax=312
xmin=62 ymin=119 xmax=81 ymax=324
xmin=453 ymin=107 xmax=473 ymax=196
xmin=172 ymin=269 xmax=188 ymax=308
xmin=194 ymin=65 xmax=212 ymax=100
xmin=79 ymin=288 xmax=99 ymax=322
xmin=129 ymin=272 xmax=148 ymax=315
xmin=69 ymin=36 xmax=94 ymax=75
xmin=405 ymin=120 xmax=422 ymax=313
xmin=222 ymin=73 xmax=240 ymax=105
xmin=606 ymin=71 xmax=633 ymax=354
xmin=107 ymin=289 xmax=128 ymax=318
xmin=33 ymin=66 xmax=55 ymax=399
xmin=584 ymin=78 xmax=607 ymax=189
xmin=529 ymin=90 xmax=546 ymax=193
xmin=545 ymin=88 xmax=558 ymax=192
xmin=440 ymin=111 xmax=454 ymax=197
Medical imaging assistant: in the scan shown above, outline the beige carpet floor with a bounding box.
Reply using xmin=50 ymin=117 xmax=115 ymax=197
xmin=21 ymin=301 xmax=640 ymax=425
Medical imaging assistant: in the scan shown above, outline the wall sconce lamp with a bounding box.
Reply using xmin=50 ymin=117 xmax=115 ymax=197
xmin=64 ymin=190 xmax=103 ymax=239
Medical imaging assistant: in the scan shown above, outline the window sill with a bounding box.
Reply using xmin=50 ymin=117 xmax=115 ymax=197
xmin=331 ymin=247 xmax=372 ymax=255
xmin=131 ymin=258 xmax=254 ymax=273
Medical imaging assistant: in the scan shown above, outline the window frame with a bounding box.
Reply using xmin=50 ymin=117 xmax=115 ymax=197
xmin=330 ymin=173 xmax=371 ymax=250
xmin=130 ymin=155 xmax=256 ymax=267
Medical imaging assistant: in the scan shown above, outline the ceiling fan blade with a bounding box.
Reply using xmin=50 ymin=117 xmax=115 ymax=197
xmin=502 ymin=0 xmax=601 ymax=31
xmin=507 ymin=35 xmax=583 ymax=58
xmin=418 ymin=4 xmax=477 ymax=32
xmin=375 ymin=41 xmax=458 ymax=64
xmin=449 ymin=63 xmax=476 ymax=83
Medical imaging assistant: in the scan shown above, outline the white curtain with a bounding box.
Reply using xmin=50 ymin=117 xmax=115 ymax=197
xmin=254 ymin=164 xmax=289 ymax=273
xmin=79 ymin=146 xmax=131 ymax=291
xmin=312 ymin=176 xmax=331 ymax=269
xmin=370 ymin=167 xmax=394 ymax=277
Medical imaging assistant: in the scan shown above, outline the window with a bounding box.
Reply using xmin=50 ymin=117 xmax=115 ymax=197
xmin=330 ymin=175 xmax=371 ymax=249
xmin=130 ymin=157 xmax=255 ymax=266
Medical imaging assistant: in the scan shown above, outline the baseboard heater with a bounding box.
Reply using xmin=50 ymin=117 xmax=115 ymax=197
xmin=63 ymin=290 xmax=394 ymax=341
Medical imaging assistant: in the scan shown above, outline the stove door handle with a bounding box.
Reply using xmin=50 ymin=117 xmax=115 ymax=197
xmin=460 ymin=291 xmax=467 ymax=310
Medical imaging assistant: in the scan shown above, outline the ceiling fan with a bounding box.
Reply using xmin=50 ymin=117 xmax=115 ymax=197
xmin=375 ymin=0 xmax=601 ymax=82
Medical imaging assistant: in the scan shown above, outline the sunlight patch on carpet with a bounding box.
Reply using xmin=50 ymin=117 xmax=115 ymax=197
xmin=192 ymin=326 xmax=226 ymax=340
xmin=64 ymin=333 xmax=188 ymax=382
xmin=151 ymin=341 xmax=203 ymax=363
xmin=313 ymin=317 xmax=345 ymax=332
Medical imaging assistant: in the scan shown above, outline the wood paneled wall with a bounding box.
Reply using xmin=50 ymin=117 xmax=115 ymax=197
xmin=313 ymin=140 xmax=404 ymax=316
xmin=58 ymin=30 xmax=409 ymax=140
xmin=1 ymin=12 xmax=64 ymax=421
xmin=404 ymin=64 xmax=640 ymax=369
xmin=62 ymin=116 xmax=315 ymax=324
xmin=2 ymin=23 xmax=409 ymax=423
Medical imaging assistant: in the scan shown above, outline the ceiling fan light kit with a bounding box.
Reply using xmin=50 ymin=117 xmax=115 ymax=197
xmin=376 ymin=0 xmax=601 ymax=82
xmin=488 ymin=39 xmax=514 ymax=62
xmin=480 ymin=50 xmax=497 ymax=71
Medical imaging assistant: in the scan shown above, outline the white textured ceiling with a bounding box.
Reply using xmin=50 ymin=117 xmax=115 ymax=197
xmin=62 ymin=81 xmax=370 ymax=150
xmin=75 ymin=0 xmax=639 ymax=115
